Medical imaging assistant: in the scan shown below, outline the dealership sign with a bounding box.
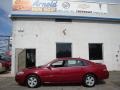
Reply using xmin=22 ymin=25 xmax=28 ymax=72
xmin=32 ymin=0 xmax=57 ymax=12
xmin=12 ymin=0 xmax=108 ymax=14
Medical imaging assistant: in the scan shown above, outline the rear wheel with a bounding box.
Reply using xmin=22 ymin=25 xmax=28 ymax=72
xmin=82 ymin=74 xmax=96 ymax=87
xmin=26 ymin=75 xmax=41 ymax=88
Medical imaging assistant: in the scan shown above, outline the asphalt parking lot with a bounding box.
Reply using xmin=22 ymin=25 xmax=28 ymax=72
xmin=0 ymin=71 xmax=120 ymax=90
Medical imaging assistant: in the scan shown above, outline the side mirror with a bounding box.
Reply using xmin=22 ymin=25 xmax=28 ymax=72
xmin=46 ymin=65 xmax=51 ymax=70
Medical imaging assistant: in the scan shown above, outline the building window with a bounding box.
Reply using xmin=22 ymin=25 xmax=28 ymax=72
xmin=89 ymin=43 xmax=103 ymax=60
xmin=56 ymin=43 xmax=72 ymax=58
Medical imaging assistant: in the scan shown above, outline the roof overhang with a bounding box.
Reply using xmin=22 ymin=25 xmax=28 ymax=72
xmin=11 ymin=14 xmax=120 ymax=22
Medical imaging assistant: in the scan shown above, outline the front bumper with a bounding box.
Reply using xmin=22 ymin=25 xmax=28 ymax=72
xmin=15 ymin=73 xmax=26 ymax=85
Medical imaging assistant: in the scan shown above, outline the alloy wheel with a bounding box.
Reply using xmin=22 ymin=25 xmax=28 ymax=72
xmin=27 ymin=75 xmax=40 ymax=88
xmin=83 ymin=74 xmax=96 ymax=87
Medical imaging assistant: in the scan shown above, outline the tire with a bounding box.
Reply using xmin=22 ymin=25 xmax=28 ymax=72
xmin=82 ymin=74 xmax=96 ymax=87
xmin=26 ymin=75 xmax=41 ymax=88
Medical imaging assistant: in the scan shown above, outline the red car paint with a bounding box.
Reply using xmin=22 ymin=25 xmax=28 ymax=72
xmin=0 ymin=60 xmax=11 ymax=71
xmin=15 ymin=58 xmax=109 ymax=86
xmin=0 ymin=54 xmax=11 ymax=71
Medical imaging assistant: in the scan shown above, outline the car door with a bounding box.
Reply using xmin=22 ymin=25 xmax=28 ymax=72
xmin=41 ymin=60 xmax=64 ymax=83
xmin=60 ymin=60 xmax=84 ymax=83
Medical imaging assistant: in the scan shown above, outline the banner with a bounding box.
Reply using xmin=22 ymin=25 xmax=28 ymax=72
xmin=12 ymin=0 xmax=108 ymax=14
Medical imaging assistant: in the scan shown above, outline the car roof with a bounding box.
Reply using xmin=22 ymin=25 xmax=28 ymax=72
xmin=56 ymin=57 xmax=87 ymax=61
xmin=57 ymin=57 xmax=79 ymax=59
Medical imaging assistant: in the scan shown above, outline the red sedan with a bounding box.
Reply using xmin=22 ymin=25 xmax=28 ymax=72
xmin=15 ymin=58 xmax=109 ymax=88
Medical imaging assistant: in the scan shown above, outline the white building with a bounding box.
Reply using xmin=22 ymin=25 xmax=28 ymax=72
xmin=11 ymin=0 xmax=120 ymax=74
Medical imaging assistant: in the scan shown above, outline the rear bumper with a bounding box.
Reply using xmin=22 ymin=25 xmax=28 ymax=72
xmin=104 ymin=71 xmax=109 ymax=79
xmin=99 ymin=71 xmax=109 ymax=80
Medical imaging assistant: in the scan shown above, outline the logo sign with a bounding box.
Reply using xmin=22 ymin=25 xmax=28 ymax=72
xmin=12 ymin=0 xmax=108 ymax=14
xmin=78 ymin=4 xmax=90 ymax=9
xmin=12 ymin=0 xmax=57 ymax=12
xmin=32 ymin=0 xmax=57 ymax=12
xmin=76 ymin=2 xmax=107 ymax=13
xmin=12 ymin=0 xmax=32 ymax=11
xmin=62 ymin=2 xmax=70 ymax=9
xmin=57 ymin=1 xmax=107 ymax=14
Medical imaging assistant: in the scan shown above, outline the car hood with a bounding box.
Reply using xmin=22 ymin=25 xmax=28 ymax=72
xmin=22 ymin=66 xmax=45 ymax=71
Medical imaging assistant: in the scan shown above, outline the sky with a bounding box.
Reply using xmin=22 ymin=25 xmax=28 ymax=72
xmin=0 ymin=0 xmax=120 ymax=36
xmin=0 ymin=0 xmax=12 ymax=36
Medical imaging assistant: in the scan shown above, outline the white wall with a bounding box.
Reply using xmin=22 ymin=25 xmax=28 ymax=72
xmin=12 ymin=19 xmax=120 ymax=74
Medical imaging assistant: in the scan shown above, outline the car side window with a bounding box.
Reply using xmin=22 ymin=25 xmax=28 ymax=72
xmin=65 ymin=60 xmax=87 ymax=67
xmin=51 ymin=60 xmax=64 ymax=68
xmin=67 ymin=60 xmax=76 ymax=66
xmin=77 ymin=60 xmax=85 ymax=66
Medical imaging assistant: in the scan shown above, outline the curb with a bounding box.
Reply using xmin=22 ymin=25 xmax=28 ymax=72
xmin=0 ymin=71 xmax=14 ymax=78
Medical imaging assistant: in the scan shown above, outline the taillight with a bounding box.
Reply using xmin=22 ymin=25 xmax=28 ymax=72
xmin=102 ymin=65 xmax=108 ymax=71
xmin=103 ymin=68 xmax=107 ymax=71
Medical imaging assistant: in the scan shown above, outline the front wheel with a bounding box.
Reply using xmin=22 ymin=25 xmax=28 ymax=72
xmin=82 ymin=74 xmax=96 ymax=87
xmin=26 ymin=75 xmax=41 ymax=88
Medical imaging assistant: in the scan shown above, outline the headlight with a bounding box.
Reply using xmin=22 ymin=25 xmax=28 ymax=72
xmin=16 ymin=71 xmax=24 ymax=75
